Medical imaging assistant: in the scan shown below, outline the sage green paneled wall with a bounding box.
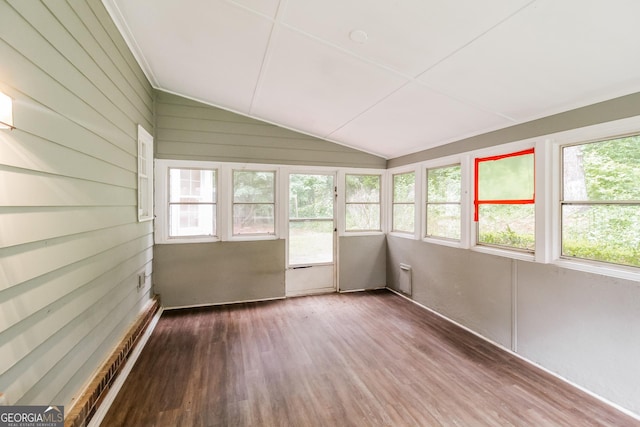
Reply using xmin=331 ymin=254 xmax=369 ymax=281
xmin=155 ymin=90 xmax=386 ymax=168
xmin=0 ymin=0 xmax=154 ymax=407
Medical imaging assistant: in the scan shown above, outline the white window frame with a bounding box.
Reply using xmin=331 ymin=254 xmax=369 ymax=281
xmin=155 ymin=159 xmax=221 ymax=244
xmin=137 ymin=124 xmax=154 ymax=222
xmin=229 ymin=166 xmax=279 ymax=241
xmin=421 ymin=155 xmax=470 ymax=249
xmin=338 ymin=169 xmax=386 ymax=236
xmin=467 ymin=139 xmax=539 ymax=262
xmin=547 ymin=116 xmax=640 ymax=281
xmin=387 ymin=166 xmax=420 ymax=240
xmin=168 ymin=167 xmax=217 ymax=239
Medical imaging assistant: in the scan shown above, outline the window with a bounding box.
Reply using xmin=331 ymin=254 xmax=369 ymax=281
xmin=137 ymin=125 xmax=153 ymax=222
xmin=345 ymin=174 xmax=381 ymax=232
xmin=474 ymin=148 xmax=535 ymax=251
xmin=561 ymin=135 xmax=640 ymax=267
xmin=233 ymin=170 xmax=276 ymax=235
xmin=168 ymin=168 xmax=216 ymax=237
xmin=426 ymin=165 xmax=461 ymax=240
xmin=392 ymin=172 xmax=415 ymax=233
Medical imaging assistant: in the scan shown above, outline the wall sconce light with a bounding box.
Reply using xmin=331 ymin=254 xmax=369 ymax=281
xmin=0 ymin=91 xmax=15 ymax=130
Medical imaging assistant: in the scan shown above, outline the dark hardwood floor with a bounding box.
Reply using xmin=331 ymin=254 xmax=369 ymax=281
xmin=101 ymin=290 xmax=639 ymax=426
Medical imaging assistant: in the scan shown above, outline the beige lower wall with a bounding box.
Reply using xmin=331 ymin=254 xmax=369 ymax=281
xmin=386 ymin=235 xmax=640 ymax=417
xmin=386 ymin=236 xmax=513 ymax=347
xmin=153 ymin=240 xmax=286 ymax=308
xmin=154 ymin=235 xmax=387 ymax=307
xmin=339 ymin=235 xmax=387 ymax=291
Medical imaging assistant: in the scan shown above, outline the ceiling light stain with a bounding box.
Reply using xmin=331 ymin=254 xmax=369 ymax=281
xmin=349 ymin=29 xmax=368 ymax=44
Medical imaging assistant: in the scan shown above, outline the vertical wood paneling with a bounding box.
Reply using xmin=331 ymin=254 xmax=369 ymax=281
xmin=155 ymin=91 xmax=387 ymax=168
xmin=0 ymin=0 xmax=154 ymax=409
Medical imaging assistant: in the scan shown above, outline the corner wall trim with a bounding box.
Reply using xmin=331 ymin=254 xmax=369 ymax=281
xmin=65 ymin=297 xmax=160 ymax=427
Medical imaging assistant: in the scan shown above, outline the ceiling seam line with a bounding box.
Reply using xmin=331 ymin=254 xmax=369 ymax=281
xmin=326 ymin=81 xmax=414 ymax=139
xmin=248 ymin=0 xmax=288 ymax=115
xmin=415 ymin=0 xmax=539 ymax=77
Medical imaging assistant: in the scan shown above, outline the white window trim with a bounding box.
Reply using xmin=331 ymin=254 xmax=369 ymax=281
xmin=420 ymin=154 xmax=469 ymax=249
xmin=227 ymin=163 xmax=280 ymax=241
xmin=137 ymin=125 xmax=154 ymax=222
xmin=467 ymin=138 xmax=539 ymax=261
xmin=281 ymin=165 xmax=339 ymax=269
xmin=154 ymin=159 xmax=221 ymax=244
xmin=547 ymin=115 xmax=640 ymax=281
xmin=339 ymin=168 xmax=387 ymax=236
xmin=387 ymin=165 xmax=420 ymax=240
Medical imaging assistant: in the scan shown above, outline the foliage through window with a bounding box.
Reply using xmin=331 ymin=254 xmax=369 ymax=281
xmin=475 ymin=149 xmax=535 ymax=251
xmin=426 ymin=165 xmax=461 ymax=240
xmin=233 ymin=170 xmax=276 ymax=235
xmin=561 ymin=135 xmax=640 ymax=267
xmin=289 ymin=174 xmax=334 ymax=265
xmin=392 ymin=172 xmax=415 ymax=233
xmin=169 ymin=168 xmax=216 ymax=237
xmin=345 ymin=174 xmax=381 ymax=231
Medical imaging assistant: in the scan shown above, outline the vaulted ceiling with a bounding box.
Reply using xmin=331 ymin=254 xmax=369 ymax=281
xmin=103 ymin=0 xmax=640 ymax=159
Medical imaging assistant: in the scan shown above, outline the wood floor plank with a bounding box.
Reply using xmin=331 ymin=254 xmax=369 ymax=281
xmin=101 ymin=290 xmax=639 ymax=426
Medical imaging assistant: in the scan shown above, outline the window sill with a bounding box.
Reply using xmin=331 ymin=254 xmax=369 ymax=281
xmin=422 ymin=236 xmax=464 ymax=249
xmin=389 ymin=231 xmax=418 ymax=240
xmin=227 ymin=235 xmax=280 ymax=242
xmin=341 ymin=231 xmax=385 ymax=237
xmin=471 ymin=245 xmax=535 ymax=262
xmin=553 ymin=258 xmax=640 ymax=283
xmin=156 ymin=236 xmax=220 ymax=245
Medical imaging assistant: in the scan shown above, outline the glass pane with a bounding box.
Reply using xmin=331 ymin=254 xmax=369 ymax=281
xmin=478 ymin=152 xmax=534 ymax=201
xmin=477 ymin=204 xmax=535 ymax=251
xmin=346 ymin=174 xmax=380 ymax=203
xmin=562 ymin=204 xmax=640 ymax=267
xmin=393 ymin=172 xmax=415 ymax=203
xmin=233 ymin=203 xmax=275 ymax=234
xmin=233 ymin=171 xmax=275 ymax=203
xmin=289 ymin=174 xmax=334 ymax=219
xmin=169 ymin=204 xmax=215 ymax=237
xmin=392 ymin=204 xmax=415 ymax=233
xmin=427 ymin=165 xmax=461 ymax=203
xmin=346 ymin=204 xmax=380 ymax=231
xmin=426 ymin=204 xmax=461 ymax=240
xmin=563 ymin=136 xmax=640 ymax=201
xmin=169 ymin=169 xmax=215 ymax=203
xmin=289 ymin=220 xmax=333 ymax=265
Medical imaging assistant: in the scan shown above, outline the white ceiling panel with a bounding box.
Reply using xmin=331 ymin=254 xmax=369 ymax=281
xmin=104 ymin=0 xmax=640 ymax=159
xmin=111 ymin=0 xmax=273 ymax=111
xmin=250 ymin=26 xmax=408 ymax=139
xmin=281 ymin=0 xmax=533 ymax=76
xmin=419 ymin=0 xmax=640 ymax=122
xmin=226 ymin=0 xmax=280 ymax=18
xmin=330 ymin=82 xmax=514 ymax=158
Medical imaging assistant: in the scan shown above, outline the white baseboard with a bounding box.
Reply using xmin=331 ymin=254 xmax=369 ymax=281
xmin=164 ymin=296 xmax=285 ymax=311
xmin=385 ymin=287 xmax=640 ymax=422
xmin=339 ymin=286 xmax=386 ymax=293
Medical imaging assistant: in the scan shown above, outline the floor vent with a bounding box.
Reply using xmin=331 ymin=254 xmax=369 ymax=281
xmin=399 ymin=263 xmax=412 ymax=296
xmin=65 ymin=297 xmax=160 ymax=427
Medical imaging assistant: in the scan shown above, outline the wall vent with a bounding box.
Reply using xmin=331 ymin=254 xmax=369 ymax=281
xmin=399 ymin=263 xmax=412 ymax=296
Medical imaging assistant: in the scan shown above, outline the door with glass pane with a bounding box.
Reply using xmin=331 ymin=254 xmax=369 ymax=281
xmin=286 ymin=173 xmax=336 ymax=296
